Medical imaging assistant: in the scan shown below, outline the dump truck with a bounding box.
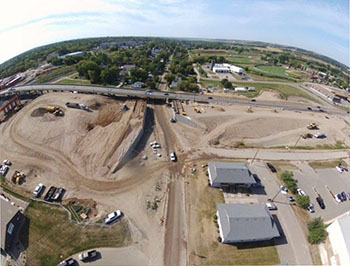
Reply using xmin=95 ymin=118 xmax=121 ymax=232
xmin=307 ymin=123 xmax=319 ymax=130
xmin=11 ymin=171 xmax=26 ymax=184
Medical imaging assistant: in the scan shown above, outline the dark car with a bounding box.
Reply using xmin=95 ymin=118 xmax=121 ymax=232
xmin=164 ymin=93 xmax=169 ymax=96
xmin=44 ymin=186 xmax=57 ymax=201
xmin=316 ymin=197 xmax=326 ymax=209
xmin=208 ymin=96 xmax=213 ymax=99
xmin=52 ymin=188 xmax=66 ymax=201
xmin=341 ymin=192 xmax=347 ymax=201
xmin=266 ymin=162 xmax=277 ymax=173
xmin=58 ymin=258 xmax=75 ymax=266
xmin=307 ymin=106 xmax=312 ymax=111
xmin=251 ymin=99 xmax=256 ymax=102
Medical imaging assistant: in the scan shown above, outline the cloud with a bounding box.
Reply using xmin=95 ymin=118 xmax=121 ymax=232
xmin=0 ymin=0 xmax=348 ymax=66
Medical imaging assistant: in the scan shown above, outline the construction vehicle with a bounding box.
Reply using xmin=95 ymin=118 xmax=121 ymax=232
xmin=194 ymin=106 xmax=201 ymax=113
xmin=307 ymin=123 xmax=319 ymax=130
xmin=179 ymin=101 xmax=187 ymax=116
xmin=11 ymin=171 xmax=26 ymax=184
xmin=301 ymin=133 xmax=313 ymax=139
xmin=45 ymin=106 xmax=64 ymax=116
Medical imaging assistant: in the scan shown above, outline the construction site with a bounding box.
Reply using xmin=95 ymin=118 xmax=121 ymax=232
xmin=0 ymin=88 xmax=350 ymax=266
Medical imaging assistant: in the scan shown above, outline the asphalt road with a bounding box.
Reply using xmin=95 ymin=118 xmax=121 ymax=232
xmin=1 ymin=84 xmax=348 ymax=116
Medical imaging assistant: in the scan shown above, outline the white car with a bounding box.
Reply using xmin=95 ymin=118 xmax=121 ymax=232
xmin=103 ymin=210 xmax=122 ymax=225
xmin=169 ymin=150 xmax=176 ymax=162
xmin=297 ymin=188 xmax=306 ymax=196
xmin=280 ymin=185 xmax=288 ymax=194
xmin=33 ymin=183 xmax=44 ymax=197
xmin=336 ymin=165 xmax=346 ymax=173
xmin=266 ymin=202 xmax=277 ymax=210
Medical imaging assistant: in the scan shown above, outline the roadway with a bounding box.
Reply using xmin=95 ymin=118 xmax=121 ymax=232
xmin=1 ymin=84 xmax=348 ymax=116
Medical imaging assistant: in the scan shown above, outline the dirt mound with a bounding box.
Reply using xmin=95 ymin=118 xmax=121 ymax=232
xmin=93 ymin=104 xmax=123 ymax=127
xmin=86 ymin=99 xmax=104 ymax=110
xmin=215 ymin=107 xmax=225 ymax=112
xmin=31 ymin=108 xmax=48 ymax=117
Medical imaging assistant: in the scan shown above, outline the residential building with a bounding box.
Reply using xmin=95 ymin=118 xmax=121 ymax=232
xmin=217 ymin=203 xmax=280 ymax=243
xmin=170 ymin=77 xmax=182 ymax=90
xmin=131 ymin=81 xmax=145 ymax=89
xmin=208 ymin=161 xmax=257 ymax=188
xmin=327 ymin=212 xmax=350 ymax=266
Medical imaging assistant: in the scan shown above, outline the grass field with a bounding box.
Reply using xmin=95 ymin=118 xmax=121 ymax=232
xmin=256 ymin=65 xmax=287 ymax=76
xmin=34 ymin=66 xmax=76 ymax=84
xmin=56 ymin=78 xmax=91 ymax=85
xmin=187 ymin=167 xmax=280 ymax=265
xmin=309 ymin=160 xmax=347 ymax=169
xmin=21 ymin=201 xmax=131 ymax=266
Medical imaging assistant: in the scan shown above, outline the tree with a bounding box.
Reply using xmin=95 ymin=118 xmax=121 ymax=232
xmin=221 ymin=78 xmax=232 ymax=89
xmin=76 ymin=60 xmax=100 ymax=79
xmin=296 ymin=195 xmax=310 ymax=209
xmin=100 ymin=66 xmax=119 ymax=85
xmin=280 ymin=171 xmax=298 ymax=194
xmin=307 ymin=217 xmax=327 ymax=244
xmin=164 ymin=73 xmax=175 ymax=85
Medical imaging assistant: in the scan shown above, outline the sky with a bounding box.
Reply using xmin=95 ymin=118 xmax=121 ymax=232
xmin=0 ymin=0 xmax=349 ymax=66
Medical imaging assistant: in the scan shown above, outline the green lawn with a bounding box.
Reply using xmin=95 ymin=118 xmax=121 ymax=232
xmin=256 ymin=65 xmax=287 ymax=76
xmin=227 ymin=56 xmax=251 ymax=64
xmin=309 ymin=160 xmax=347 ymax=169
xmin=21 ymin=201 xmax=131 ymax=266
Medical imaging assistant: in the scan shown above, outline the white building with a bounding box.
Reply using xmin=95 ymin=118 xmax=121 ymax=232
xmin=212 ymin=63 xmax=243 ymax=74
xmin=327 ymin=213 xmax=350 ymax=266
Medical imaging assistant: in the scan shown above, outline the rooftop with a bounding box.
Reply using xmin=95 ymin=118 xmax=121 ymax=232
xmin=217 ymin=203 xmax=280 ymax=243
xmin=208 ymin=161 xmax=256 ymax=185
xmin=0 ymin=198 xmax=20 ymax=250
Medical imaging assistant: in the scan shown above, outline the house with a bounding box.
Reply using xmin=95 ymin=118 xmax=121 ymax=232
xmin=120 ymin=64 xmax=136 ymax=76
xmin=170 ymin=77 xmax=182 ymax=90
xmin=0 ymin=198 xmax=25 ymax=258
xmin=208 ymin=161 xmax=257 ymax=188
xmin=217 ymin=203 xmax=280 ymax=243
xmin=131 ymin=81 xmax=145 ymax=89
xmin=327 ymin=212 xmax=350 ymax=266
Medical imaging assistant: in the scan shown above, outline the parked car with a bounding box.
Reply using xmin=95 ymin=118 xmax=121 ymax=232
xmin=341 ymin=192 xmax=347 ymax=201
xmin=79 ymin=249 xmax=98 ymax=262
xmin=280 ymin=186 xmax=288 ymax=194
xmin=251 ymin=99 xmax=256 ymax=102
xmin=44 ymin=186 xmax=57 ymax=201
xmin=335 ymin=194 xmax=342 ymax=203
xmin=316 ymin=197 xmax=325 ymax=209
xmin=52 ymin=188 xmax=66 ymax=201
xmin=33 ymin=183 xmax=45 ymax=197
xmin=288 ymin=196 xmax=295 ymax=202
xmin=103 ymin=210 xmax=122 ymax=225
xmin=307 ymin=203 xmax=315 ymax=213
xmin=307 ymin=106 xmax=312 ymax=111
xmin=208 ymin=96 xmax=213 ymax=99
xmin=164 ymin=93 xmax=169 ymax=96
xmin=297 ymin=188 xmax=306 ymax=196
xmin=3 ymin=160 xmax=12 ymax=166
xmin=266 ymin=162 xmax=277 ymax=173
xmin=266 ymin=202 xmax=277 ymax=210
xmin=169 ymin=150 xmax=177 ymax=162
xmin=58 ymin=258 xmax=75 ymax=266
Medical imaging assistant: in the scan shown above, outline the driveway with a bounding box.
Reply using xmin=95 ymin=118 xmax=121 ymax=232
xmin=69 ymin=246 xmax=148 ymax=266
xmin=250 ymin=161 xmax=313 ymax=265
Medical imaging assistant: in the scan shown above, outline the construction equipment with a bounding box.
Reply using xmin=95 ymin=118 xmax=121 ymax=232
xmin=194 ymin=106 xmax=201 ymax=113
xmin=307 ymin=122 xmax=319 ymax=130
xmin=179 ymin=101 xmax=187 ymax=116
xmin=11 ymin=171 xmax=26 ymax=184
xmin=45 ymin=106 xmax=65 ymax=116
xmin=301 ymin=133 xmax=313 ymax=139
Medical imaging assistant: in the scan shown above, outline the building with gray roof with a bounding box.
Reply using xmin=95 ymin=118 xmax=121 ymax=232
xmin=0 ymin=198 xmax=25 ymax=258
xmin=208 ymin=161 xmax=256 ymax=188
xmin=217 ymin=203 xmax=280 ymax=243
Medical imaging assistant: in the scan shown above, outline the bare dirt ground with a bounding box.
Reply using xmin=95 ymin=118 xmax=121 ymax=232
xmin=165 ymin=102 xmax=350 ymax=149
xmin=0 ymin=93 xmax=173 ymax=265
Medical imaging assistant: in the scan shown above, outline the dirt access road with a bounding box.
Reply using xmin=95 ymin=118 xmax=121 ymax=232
xmin=154 ymin=104 xmax=187 ymax=266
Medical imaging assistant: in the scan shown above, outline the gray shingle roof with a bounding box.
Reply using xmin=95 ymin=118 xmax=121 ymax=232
xmin=0 ymin=198 xmax=20 ymax=250
xmin=336 ymin=214 xmax=350 ymax=257
xmin=217 ymin=204 xmax=280 ymax=243
xmin=209 ymin=161 xmax=256 ymax=185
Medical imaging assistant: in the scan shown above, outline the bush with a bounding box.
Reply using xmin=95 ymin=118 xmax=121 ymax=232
xmin=307 ymin=217 xmax=327 ymax=244
xmin=296 ymin=195 xmax=310 ymax=209
xmin=280 ymin=171 xmax=298 ymax=194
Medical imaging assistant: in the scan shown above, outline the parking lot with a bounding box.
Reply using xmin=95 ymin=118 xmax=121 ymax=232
xmin=292 ymin=162 xmax=350 ymax=222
